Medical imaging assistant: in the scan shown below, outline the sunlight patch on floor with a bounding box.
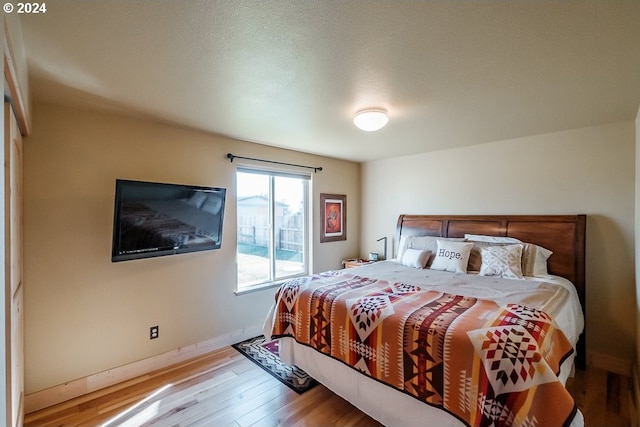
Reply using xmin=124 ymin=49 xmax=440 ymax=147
xmin=99 ymin=384 xmax=172 ymax=427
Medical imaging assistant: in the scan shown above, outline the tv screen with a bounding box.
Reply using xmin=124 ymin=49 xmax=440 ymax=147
xmin=111 ymin=179 xmax=226 ymax=262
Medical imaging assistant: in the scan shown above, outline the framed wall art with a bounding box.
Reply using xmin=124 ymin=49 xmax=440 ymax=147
xmin=320 ymin=193 xmax=346 ymax=243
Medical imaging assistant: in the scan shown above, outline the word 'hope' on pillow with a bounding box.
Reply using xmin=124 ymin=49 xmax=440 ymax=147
xmin=430 ymin=240 xmax=474 ymax=273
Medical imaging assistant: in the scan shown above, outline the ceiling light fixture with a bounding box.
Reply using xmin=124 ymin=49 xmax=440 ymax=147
xmin=353 ymin=108 xmax=389 ymax=132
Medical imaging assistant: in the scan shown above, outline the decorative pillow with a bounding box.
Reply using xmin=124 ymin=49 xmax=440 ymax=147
xmin=395 ymin=235 xmax=464 ymax=266
xmin=407 ymin=236 xmax=465 ymax=267
xmin=467 ymin=241 xmax=511 ymax=272
xmin=479 ymin=244 xmax=524 ymax=280
xmin=521 ymin=243 xmax=553 ymax=276
xmin=400 ymin=248 xmax=431 ymax=269
xmin=465 ymin=235 xmax=523 ymax=272
xmin=464 ymin=235 xmax=553 ymax=277
xmin=430 ymin=240 xmax=474 ymax=273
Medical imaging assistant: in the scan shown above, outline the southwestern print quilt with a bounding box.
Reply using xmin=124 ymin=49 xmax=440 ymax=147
xmin=270 ymin=271 xmax=577 ymax=427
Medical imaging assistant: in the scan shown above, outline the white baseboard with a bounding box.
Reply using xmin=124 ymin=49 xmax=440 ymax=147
xmin=24 ymin=325 xmax=263 ymax=414
xmin=586 ymin=351 xmax=633 ymax=376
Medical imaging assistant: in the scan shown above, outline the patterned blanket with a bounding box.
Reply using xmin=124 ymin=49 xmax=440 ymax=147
xmin=270 ymin=271 xmax=577 ymax=427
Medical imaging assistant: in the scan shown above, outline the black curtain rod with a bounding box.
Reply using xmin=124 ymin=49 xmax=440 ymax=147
xmin=226 ymin=153 xmax=323 ymax=173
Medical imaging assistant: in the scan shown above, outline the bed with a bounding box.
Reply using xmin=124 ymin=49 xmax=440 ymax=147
xmin=264 ymin=214 xmax=586 ymax=427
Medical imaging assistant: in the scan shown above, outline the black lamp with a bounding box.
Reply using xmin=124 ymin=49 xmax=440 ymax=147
xmin=376 ymin=236 xmax=387 ymax=260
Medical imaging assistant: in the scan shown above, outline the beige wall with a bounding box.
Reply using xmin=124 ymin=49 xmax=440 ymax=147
xmin=21 ymin=100 xmax=639 ymax=393
xmin=23 ymin=102 xmax=360 ymax=393
xmin=361 ymin=121 xmax=636 ymax=367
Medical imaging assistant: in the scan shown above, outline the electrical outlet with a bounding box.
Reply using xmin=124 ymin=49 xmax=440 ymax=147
xmin=150 ymin=325 xmax=159 ymax=340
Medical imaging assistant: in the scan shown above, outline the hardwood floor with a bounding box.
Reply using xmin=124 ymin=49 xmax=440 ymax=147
xmin=25 ymin=346 xmax=635 ymax=427
xmin=566 ymin=365 xmax=636 ymax=427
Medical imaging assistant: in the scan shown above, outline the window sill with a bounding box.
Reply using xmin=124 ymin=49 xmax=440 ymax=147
xmin=234 ymin=280 xmax=284 ymax=296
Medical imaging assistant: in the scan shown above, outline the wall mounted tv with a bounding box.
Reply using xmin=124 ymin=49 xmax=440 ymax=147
xmin=111 ymin=179 xmax=226 ymax=262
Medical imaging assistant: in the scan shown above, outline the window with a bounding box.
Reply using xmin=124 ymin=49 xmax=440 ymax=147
xmin=236 ymin=167 xmax=310 ymax=291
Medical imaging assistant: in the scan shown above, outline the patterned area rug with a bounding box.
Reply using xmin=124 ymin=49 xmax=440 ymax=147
xmin=232 ymin=335 xmax=319 ymax=394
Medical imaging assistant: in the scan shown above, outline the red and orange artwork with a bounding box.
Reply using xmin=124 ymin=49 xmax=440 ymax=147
xmin=325 ymin=201 xmax=342 ymax=234
xmin=320 ymin=193 xmax=346 ymax=242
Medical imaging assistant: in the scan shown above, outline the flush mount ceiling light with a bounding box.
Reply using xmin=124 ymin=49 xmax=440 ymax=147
xmin=353 ymin=109 xmax=389 ymax=132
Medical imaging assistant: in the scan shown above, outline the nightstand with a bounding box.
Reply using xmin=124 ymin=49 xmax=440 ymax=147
xmin=342 ymin=258 xmax=376 ymax=269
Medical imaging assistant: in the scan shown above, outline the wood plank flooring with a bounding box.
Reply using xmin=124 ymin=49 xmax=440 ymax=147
xmin=25 ymin=346 xmax=635 ymax=427
xmin=566 ymin=364 xmax=636 ymax=427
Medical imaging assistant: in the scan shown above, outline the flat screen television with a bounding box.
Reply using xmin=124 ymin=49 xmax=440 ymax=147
xmin=111 ymin=179 xmax=226 ymax=262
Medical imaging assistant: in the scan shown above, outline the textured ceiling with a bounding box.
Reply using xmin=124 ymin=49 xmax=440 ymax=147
xmin=19 ymin=0 xmax=640 ymax=162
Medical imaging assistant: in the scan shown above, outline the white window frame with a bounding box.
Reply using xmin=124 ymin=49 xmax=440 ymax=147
xmin=235 ymin=165 xmax=311 ymax=293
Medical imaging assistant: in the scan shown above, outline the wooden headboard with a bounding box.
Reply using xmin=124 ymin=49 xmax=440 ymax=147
xmin=395 ymin=214 xmax=587 ymax=368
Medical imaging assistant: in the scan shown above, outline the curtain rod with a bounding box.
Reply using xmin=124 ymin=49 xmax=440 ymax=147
xmin=226 ymin=153 xmax=323 ymax=173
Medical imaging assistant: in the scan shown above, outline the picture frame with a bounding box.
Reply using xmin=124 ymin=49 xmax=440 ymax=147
xmin=320 ymin=193 xmax=347 ymax=243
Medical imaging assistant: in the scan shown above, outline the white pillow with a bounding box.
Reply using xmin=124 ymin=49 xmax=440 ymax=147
xmin=430 ymin=240 xmax=473 ymax=273
xmin=395 ymin=235 xmax=464 ymax=265
xmin=396 ymin=235 xmax=413 ymax=262
xmin=478 ymin=244 xmax=524 ymax=280
xmin=464 ymin=234 xmax=522 ymax=244
xmin=407 ymin=236 xmax=465 ymax=266
xmin=521 ymin=243 xmax=553 ymax=276
xmin=400 ymin=248 xmax=431 ymax=269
